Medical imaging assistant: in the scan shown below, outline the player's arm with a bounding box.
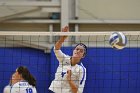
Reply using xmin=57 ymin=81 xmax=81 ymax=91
xmin=55 ymin=26 xmax=69 ymax=50
xmin=67 ymin=70 xmax=78 ymax=93
xmin=54 ymin=26 xmax=69 ymax=63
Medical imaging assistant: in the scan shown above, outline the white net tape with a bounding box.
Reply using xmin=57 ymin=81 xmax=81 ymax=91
xmin=0 ymin=31 xmax=140 ymax=36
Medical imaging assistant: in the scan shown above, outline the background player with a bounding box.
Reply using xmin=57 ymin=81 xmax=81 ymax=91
xmin=3 ymin=66 xmax=37 ymax=93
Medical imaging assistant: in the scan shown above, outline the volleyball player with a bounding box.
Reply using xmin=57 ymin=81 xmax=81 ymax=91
xmin=49 ymin=26 xmax=87 ymax=93
xmin=3 ymin=66 xmax=37 ymax=93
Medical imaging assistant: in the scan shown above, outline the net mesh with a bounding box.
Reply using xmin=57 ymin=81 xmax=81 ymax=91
xmin=0 ymin=32 xmax=140 ymax=93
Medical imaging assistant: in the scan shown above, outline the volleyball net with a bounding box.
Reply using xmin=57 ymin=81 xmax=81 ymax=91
xmin=0 ymin=31 xmax=140 ymax=93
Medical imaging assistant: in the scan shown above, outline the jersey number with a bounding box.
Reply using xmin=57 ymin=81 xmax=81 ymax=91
xmin=26 ymin=88 xmax=33 ymax=93
xmin=61 ymin=72 xmax=66 ymax=78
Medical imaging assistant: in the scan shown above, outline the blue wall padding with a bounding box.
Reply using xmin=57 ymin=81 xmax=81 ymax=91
xmin=0 ymin=47 xmax=140 ymax=93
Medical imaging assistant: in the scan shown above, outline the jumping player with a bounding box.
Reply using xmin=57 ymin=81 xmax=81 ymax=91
xmin=49 ymin=26 xmax=87 ymax=93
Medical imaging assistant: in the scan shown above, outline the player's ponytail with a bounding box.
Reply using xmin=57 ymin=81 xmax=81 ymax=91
xmin=17 ymin=66 xmax=36 ymax=87
xmin=28 ymin=74 xmax=36 ymax=87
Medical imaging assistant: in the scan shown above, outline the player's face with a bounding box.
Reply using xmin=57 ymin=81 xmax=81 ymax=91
xmin=73 ymin=45 xmax=85 ymax=59
xmin=11 ymin=69 xmax=21 ymax=84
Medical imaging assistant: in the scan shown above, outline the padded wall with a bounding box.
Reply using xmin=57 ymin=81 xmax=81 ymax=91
xmin=0 ymin=47 xmax=140 ymax=93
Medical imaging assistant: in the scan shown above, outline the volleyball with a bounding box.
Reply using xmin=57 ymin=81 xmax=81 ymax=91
xmin=109 ymin=32 xmax=127 ymax=49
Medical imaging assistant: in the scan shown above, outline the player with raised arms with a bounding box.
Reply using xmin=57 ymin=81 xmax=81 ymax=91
xmin=49 ymin=26 xmax=87 ymax=93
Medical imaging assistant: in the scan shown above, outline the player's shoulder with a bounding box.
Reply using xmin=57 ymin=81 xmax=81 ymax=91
xmin=78 ymin=63 xmax=86 ymax=72
xmin=3 ymin=85 xmax=11 ymax=93
xmin=4 ymin=85 xmax=11 ymax=89
xmin=63 ymin=54 xmax=71 ymax=61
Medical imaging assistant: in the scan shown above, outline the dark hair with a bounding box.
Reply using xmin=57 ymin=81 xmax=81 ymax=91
xmin=17 ymin=66 xmax=36 ymax=87
xmin=75 ymin=43 xmax=87 ymax=57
